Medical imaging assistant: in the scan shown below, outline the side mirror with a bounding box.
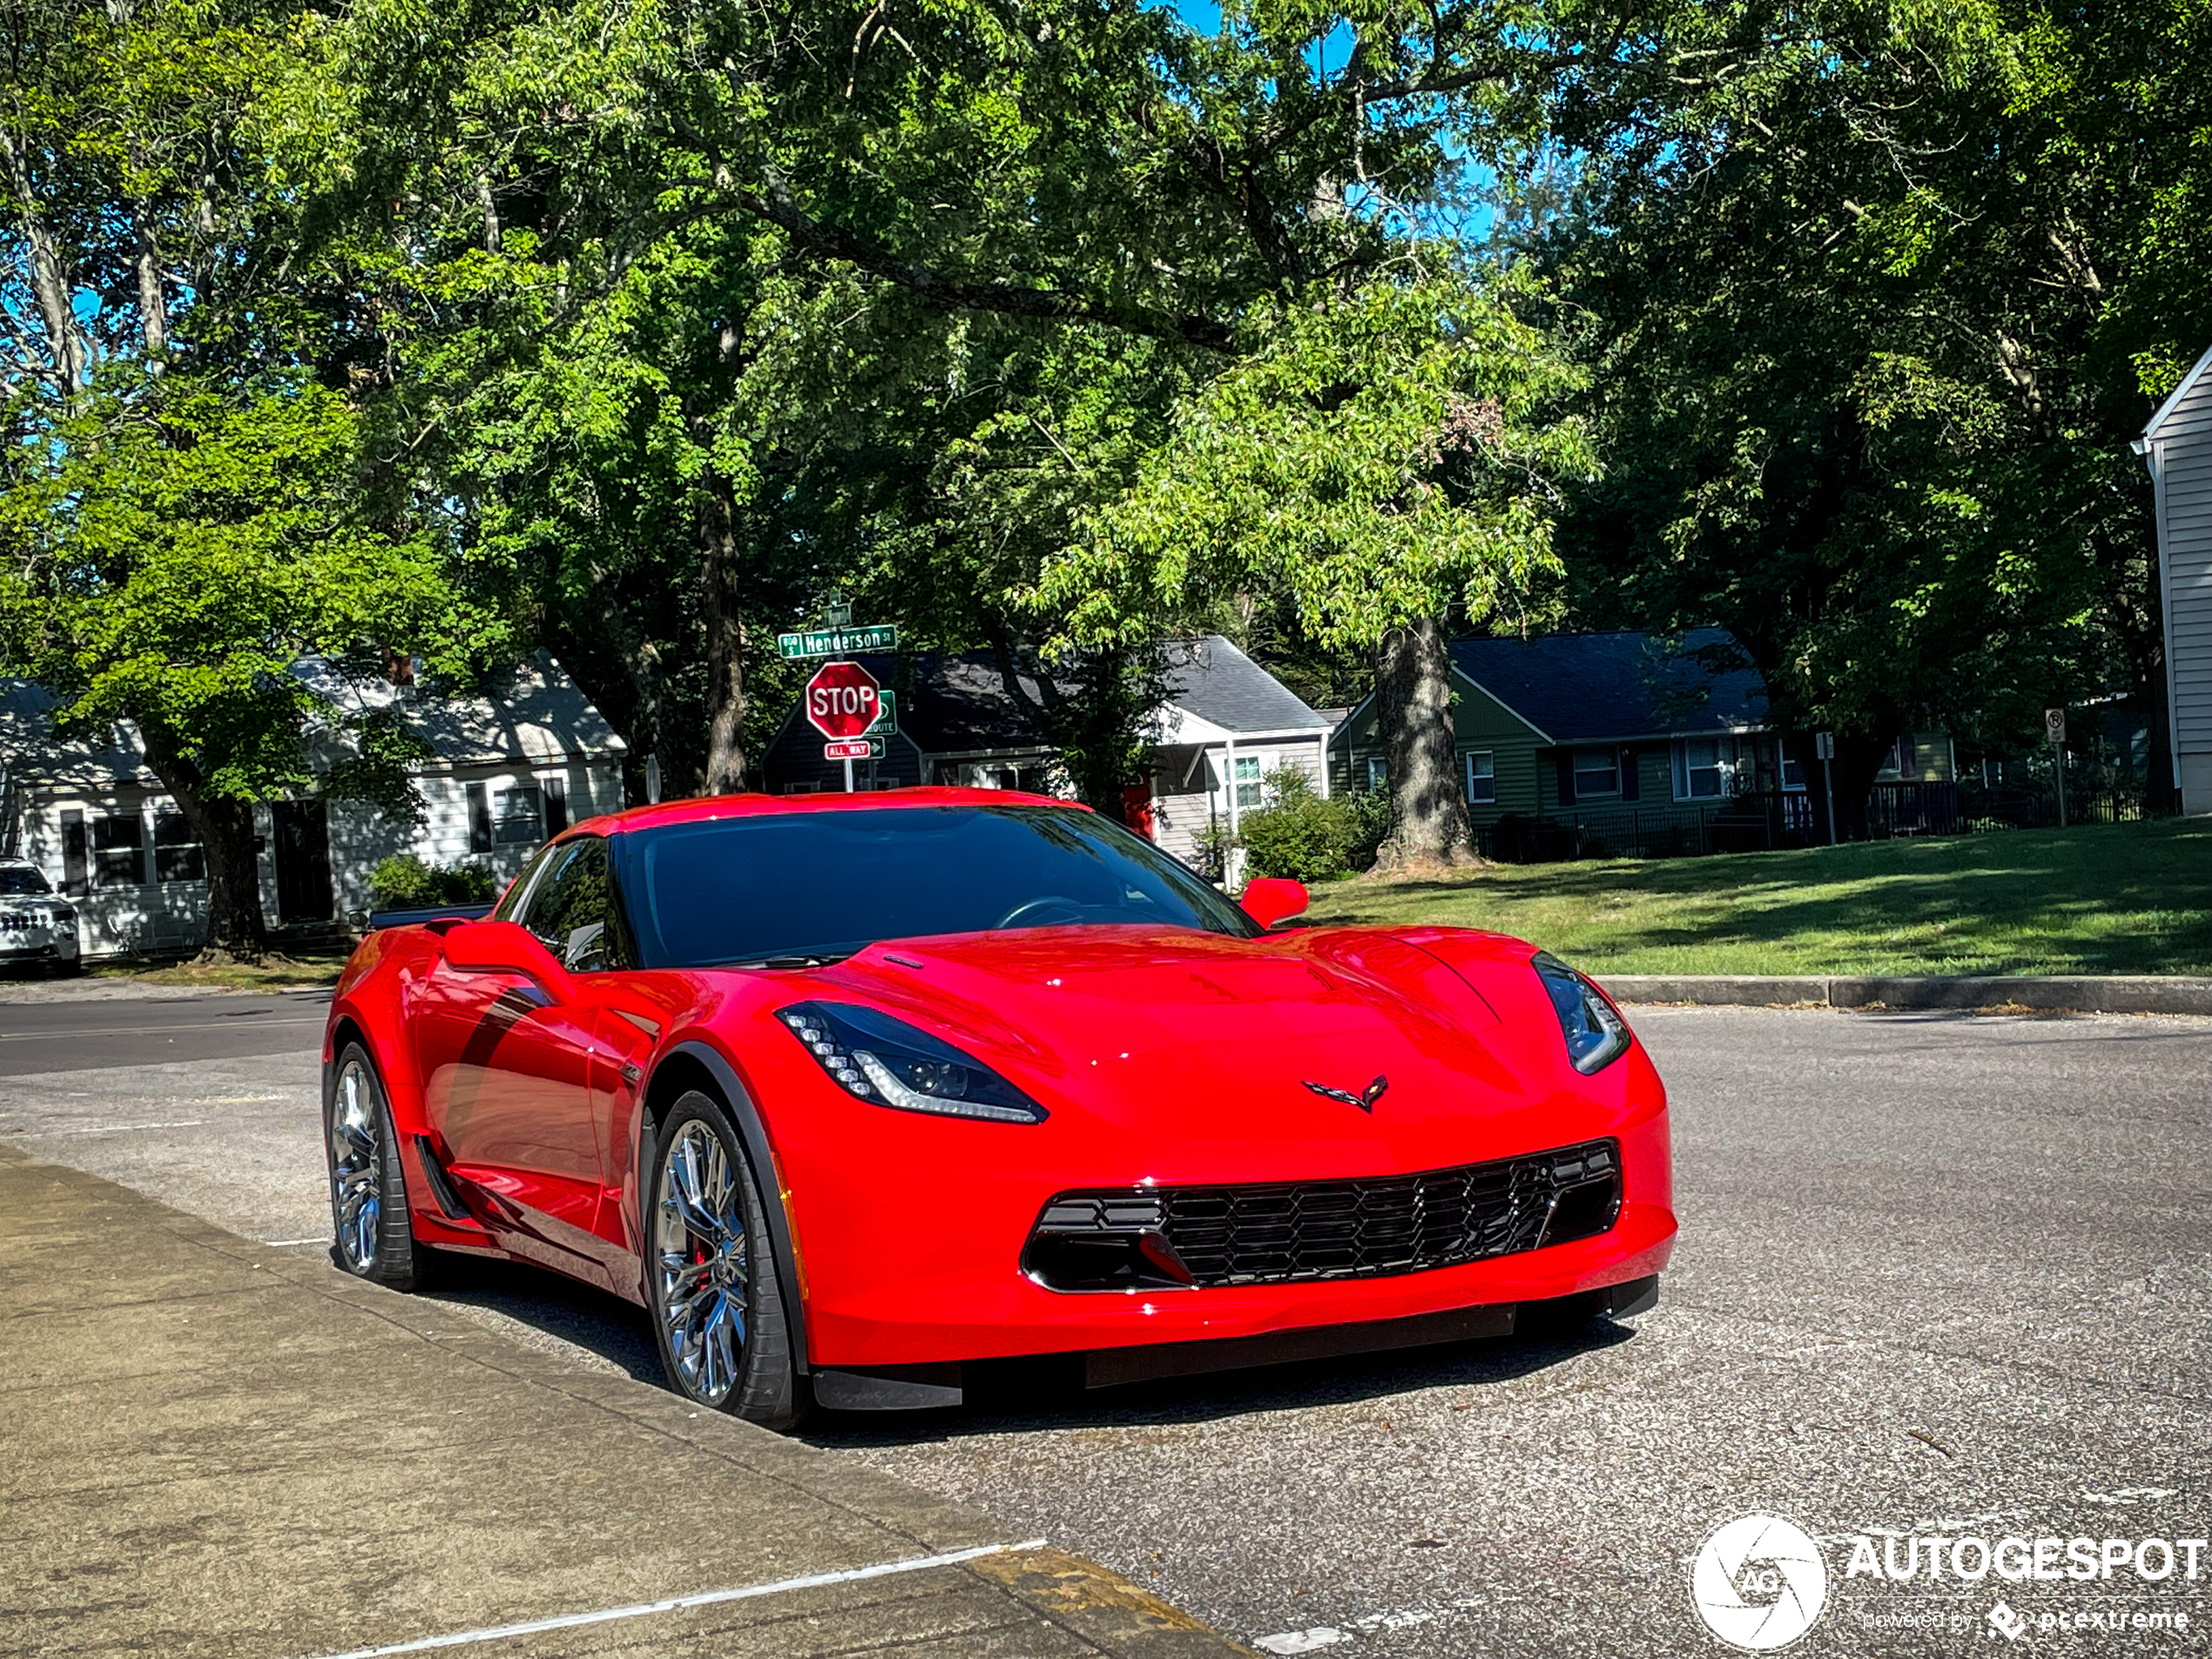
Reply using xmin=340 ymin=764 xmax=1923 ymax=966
xmin=1240 ymin=877 xmax=1311 ymax=929
xmin=442 ymin=919 xmax=575 ymax=1002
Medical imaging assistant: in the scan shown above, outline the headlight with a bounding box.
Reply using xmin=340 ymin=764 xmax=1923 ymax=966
xmin=776 ymin=1001 xmax=1049 ymax=1124
xmin=1531 ymin=952 xmax=1632 ymax=1075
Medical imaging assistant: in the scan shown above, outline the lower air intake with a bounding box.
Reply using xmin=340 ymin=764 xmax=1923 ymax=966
xmin=1023 ymin=1139 xmax=1622 ymax=1292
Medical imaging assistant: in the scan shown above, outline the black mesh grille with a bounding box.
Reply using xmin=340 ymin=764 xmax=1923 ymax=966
xmin=1025 ymin=1139 xmax=1621 ymax=1291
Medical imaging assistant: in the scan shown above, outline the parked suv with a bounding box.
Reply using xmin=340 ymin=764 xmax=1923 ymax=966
xmin=0 ymin=859 xmax=80 ymax=975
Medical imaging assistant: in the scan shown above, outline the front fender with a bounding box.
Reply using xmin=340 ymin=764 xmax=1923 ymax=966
xmin=642 ymin=1036 xmax=813 ymax=1374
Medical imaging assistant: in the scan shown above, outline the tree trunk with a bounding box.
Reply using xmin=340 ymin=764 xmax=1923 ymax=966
xmin=1371 ymin=617 xmax=1478 ymax=872
xmin=139 ymin=731 xmax=270 ymax=962
xmin=698 ymin=473 xmax=747 ymax=796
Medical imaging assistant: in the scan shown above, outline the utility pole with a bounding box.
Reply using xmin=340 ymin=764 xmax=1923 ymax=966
xmin=1815 ymin=732 xmax=1838 ymax=846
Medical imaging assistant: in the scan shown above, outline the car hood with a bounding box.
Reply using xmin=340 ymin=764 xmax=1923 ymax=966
xmin=800 ymin=926 xmax=1578 ymax=1169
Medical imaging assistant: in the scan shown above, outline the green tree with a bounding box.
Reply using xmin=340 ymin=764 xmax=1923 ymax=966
xmin=307 ymin=0 xmax=1561 ymax=807
xmin=1532 ymin=0 xmax=2212 ymax=822
xmin=1041 ymin=274 xmax=1594 ymax=867
xmin=0 ymin=0 xmax=483 ymax=959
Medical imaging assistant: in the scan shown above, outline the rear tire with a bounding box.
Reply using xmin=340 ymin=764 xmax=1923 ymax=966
xmin=646 ymin=1091 xmax=810 ymax=1430
xmin=325 ymin=1042 xmax=432 ymax=1291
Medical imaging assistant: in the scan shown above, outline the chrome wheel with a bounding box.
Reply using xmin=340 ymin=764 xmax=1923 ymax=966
xmin=656 ymin=1121 xmax=751 ymax=1406
xmin=329 ymin=1058 xmax=382 ymax=1271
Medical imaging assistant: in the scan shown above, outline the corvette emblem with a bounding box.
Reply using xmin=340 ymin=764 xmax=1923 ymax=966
xmin=1304 ymin=1074 xmax=1389 ymax=1113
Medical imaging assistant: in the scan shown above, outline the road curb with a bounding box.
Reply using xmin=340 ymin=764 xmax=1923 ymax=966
xmin=1595 ymin=974 xmax=2212 ymax=1015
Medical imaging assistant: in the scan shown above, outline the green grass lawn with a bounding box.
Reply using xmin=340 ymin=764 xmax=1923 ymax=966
xmin=1300 ymin=818 xmax=2212 ymax=978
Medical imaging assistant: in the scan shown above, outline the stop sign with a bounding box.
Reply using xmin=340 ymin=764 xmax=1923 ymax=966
xmin=804 ymin=660 xmax=882 ymax=740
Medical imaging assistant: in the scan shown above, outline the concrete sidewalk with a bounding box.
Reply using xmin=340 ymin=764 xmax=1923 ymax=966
xmin=0 ymin=1145 xmax=1245 ymax=1659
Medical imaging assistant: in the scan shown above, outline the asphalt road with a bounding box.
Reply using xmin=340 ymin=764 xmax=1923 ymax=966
xmin=0 ymin=986 xmax=331 ymax=1075
xmin=3 ymin=994 xmax=2206 ymax=1656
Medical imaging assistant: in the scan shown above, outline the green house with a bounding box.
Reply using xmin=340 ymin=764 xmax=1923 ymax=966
xmin=1328 ymin=630 xmax=1952 ymax=854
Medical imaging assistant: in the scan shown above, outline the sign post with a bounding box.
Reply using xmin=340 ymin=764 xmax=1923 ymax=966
xmin=2046 ymin=708 xmax=2067 ymax=827
xmin=1814 ymin=732 xmax=1838 ymax=846
xmin=806 ymin=661 xmax=885 ymax=793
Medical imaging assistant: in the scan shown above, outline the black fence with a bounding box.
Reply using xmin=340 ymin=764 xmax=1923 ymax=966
xmin=1484 ymin=780 xmax=2155 ymax=865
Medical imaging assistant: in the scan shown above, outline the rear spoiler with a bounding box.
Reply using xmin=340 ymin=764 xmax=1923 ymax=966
xmin=366 ymin=903 xmax=496 ymax=932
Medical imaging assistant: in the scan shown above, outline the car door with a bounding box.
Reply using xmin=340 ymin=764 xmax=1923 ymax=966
xmin=417 ymin=836 xmax=623 ymax=1281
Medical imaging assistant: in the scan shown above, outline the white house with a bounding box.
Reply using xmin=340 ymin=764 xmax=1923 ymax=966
xmin=0 ymin=653 xmax=626 ymax=957
xmin=1144 ymin=636 xmax=1338 ymax=876
xmin=2135 ymin=341 xmax=2212 ymax=815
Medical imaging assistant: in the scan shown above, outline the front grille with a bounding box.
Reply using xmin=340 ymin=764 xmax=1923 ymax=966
xmin=1023 ymin=1139 xmax=1622 ymax=1292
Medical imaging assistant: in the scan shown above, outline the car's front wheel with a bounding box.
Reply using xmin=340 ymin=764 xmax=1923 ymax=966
xmin=647 ymin=1091 xmax=809 ymax=1429
xmin=325 ymin=1043 xmax=432 ymax=1291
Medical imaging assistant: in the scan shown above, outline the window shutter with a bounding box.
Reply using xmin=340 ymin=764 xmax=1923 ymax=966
xmin=467 ymin=782 xmax=493 ymax=853
xmin=543 ymin=775 xmax=569 ymax=836
xmin=1619 ymin=746 xmax=1640 ymax=801
xmin=1555 ymin=751 xmax=1576 ymax=806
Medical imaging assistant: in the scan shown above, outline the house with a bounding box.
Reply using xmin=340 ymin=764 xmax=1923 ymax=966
xmin=1327 ymin=630 xmax=1954 ymax=853
xmin=758 ymin=651 xmax=1062 ymax=796
xmin=0 ymin=653 xmax=626 ymax=956
xmin=2134 ymin=341 xmax=2212 ymax=815
xmin=1143 ymin=637 xmax=1336 ymax=873
xmin=757 ymin=637 xmax=1334 ymax=874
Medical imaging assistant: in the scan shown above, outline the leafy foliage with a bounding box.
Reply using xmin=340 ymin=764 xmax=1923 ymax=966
xmin=366 ymin=854 xmax=498 ymax=911
xmin=1235 ymin=766 xmax=1391 ymax=883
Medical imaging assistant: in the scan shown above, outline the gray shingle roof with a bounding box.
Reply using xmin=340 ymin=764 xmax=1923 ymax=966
xmin=1163 ymin=636 xmax=1326 ymax=734
xmin=1450 ymin=629 xmax=1770 ymax=742
xmin=0 ymin=652 xmax=622 ymax=789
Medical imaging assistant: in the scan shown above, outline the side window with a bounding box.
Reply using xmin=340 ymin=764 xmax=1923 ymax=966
xmin=518 ymin=837 xmax=627 ymax=972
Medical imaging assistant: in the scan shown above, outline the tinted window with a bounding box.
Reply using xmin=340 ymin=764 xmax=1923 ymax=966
xmin=621 ymin=806 xmax=1258 ymax=968
xmin=519 ymin=836 xmax=628 ymax=971
xmin=0 ymin=866 xmax=51 ymax=896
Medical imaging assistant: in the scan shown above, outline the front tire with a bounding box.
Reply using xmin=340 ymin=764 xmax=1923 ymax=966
xmin=325 ymin=1043 xmax=431 ymax=1291
xmin=647 ymin=1091 xmax=809 ymax=1429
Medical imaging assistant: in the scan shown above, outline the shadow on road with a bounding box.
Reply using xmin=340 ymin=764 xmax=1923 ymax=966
xmin=402 ymin=1249 xmax=664 ymax=1381
xmin=807 ymin=1318 xmax=1640 ymax=1447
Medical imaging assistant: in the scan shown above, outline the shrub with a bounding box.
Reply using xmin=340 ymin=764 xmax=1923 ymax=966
xmin=368 ymin=854 xmax=498 ymax=910
xmin=1237 ymin=768 xmax=1391 ymax=884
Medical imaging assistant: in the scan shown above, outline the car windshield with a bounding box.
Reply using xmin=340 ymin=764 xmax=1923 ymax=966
xmin=0 ymin=867 xmax=51 ymax=896
xmin=620 ymin=805 xmax=1258 ymax=968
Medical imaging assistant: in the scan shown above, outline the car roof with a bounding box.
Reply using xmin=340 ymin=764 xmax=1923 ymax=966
xmin=566 ymin=786 xmax=1086 ymax=840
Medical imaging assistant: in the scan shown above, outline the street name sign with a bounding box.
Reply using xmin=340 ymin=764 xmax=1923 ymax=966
xmin=778 ymin=625 xmax=899 ymax=660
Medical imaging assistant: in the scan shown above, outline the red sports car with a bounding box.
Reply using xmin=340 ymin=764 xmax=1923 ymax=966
xmin=323 ymin=789 xmax=1674 ymax=1427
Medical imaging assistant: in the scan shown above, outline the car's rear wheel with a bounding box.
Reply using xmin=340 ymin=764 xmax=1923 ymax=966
xmin=647 ymin=1091 xmax=809 ymax=1429
xmin=325 ymin=1043 xmax=431 ymax=1291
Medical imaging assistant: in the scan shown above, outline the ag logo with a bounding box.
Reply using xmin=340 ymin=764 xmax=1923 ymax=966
xmin=1690 ymin=1514 xmax=1829 ymax=1650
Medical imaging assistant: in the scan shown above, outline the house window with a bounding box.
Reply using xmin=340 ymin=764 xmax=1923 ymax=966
xmin=1232 ymin=755 xmax=1266 ymax=811
xmin=1674 ymin=739 xmax=1725 ymax=800
xmin=785 ymin=781 xmax=819 ymax=795
xmin=1572 ymin=747 xmax=1620 ymax=799
xmin=91 ymin=812 xmax=145 ymax=888
xmin=493 ymin=786 xmax=545 ymax=844
xmin=1780 ymin=752 xmax=1805 ymax=792
xmin=1363 ymin=756 xmax=1387 ymax=794
xmin=1892 ymin=735 xmax=1918 ymax=779
xmin=1465 ymin=751 xmax=1495 ymax=804
xmin=152 ymin=810 xmax=206 ymax=883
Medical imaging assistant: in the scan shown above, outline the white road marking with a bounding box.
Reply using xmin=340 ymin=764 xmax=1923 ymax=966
xmin=1256 ymin=1602 xmax=1468 ymax=1653
xmin=263 ymin=1238 xmax=327 ymax=1247
xmin=1 ymin=1119 xmax=207 ymax=1136
xmin=299 ymin=1539 xmax=1050 ymax=1659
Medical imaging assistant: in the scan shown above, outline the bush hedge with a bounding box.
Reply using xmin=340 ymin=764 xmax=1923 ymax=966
xmin=367 ymin=854 xmax=498 ymax=911
xmin=1236 ymin=767 xmax=1389 ymax=883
